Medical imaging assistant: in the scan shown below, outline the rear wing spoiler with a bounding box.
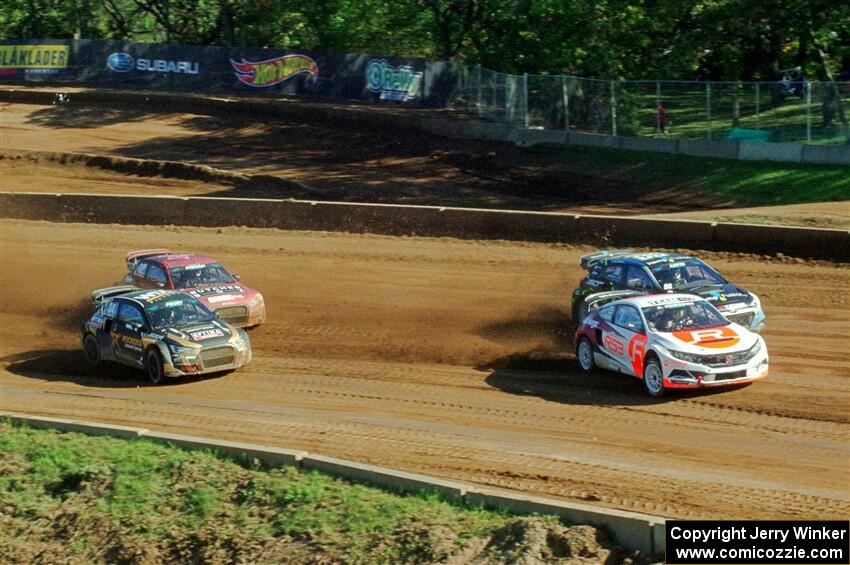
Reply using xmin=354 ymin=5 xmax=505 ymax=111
xmin=579 ymin=249 xmax=634 ymax=270
xmin=91 ymin=285 xmax=137 ymax=306
xmin=125 ymin=249 xmax=171 ymax=271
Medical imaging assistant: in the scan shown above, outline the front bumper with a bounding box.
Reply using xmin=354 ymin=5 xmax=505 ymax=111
xmin=162 ymin=346 xmax=252 ymax=377
xmin=661 ymin=351 xmax=769 ymax=389
xmin=719 ymin=306 xmax=766 ymax=333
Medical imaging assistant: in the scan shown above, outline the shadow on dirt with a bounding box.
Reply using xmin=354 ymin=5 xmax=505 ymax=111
xmin=26 ymin=105 xmax=174 ymax=129
xmin=1 ymin=349 xmax=216 ymax=388
xmin=481 ymin=350 xmax=751 ymax=407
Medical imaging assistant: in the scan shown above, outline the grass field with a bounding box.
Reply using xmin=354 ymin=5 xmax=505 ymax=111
xmin=537 ymin=144 xmax=850 ymax=208
xmin=0 ymin=421 xmax=637 ymax=564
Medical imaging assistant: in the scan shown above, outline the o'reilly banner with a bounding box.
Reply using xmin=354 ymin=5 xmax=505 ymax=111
xmin=0 ymin=39 xmax=459 ymax=107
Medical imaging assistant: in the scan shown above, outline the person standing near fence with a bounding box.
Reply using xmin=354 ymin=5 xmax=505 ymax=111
xmin=657 ymin=104 xmax=670 ymax=134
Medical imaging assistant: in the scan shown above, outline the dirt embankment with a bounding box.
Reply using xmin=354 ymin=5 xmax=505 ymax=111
xmin=2 ymin=220 xmax=848 ymax=521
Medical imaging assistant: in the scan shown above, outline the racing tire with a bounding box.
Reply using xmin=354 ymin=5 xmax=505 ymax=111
xmin=82 ymin=335 xmax=100 ymax=369
xmin=643 ymin=357 xmax=665 ymax=397
xmin=576 ymin=338 xmax=596 ymax=373
xmin=145 ymin=348 xmax=165 ymax=385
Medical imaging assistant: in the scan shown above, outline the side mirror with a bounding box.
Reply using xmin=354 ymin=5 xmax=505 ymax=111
xmin=233 ymin=273 xmax=241 ymax=281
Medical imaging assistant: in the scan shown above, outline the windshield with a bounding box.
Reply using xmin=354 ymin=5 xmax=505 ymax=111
xmin=650 ymin=259 xmax=725 ymax=290
xmin=642 ymin=301 xmax=729 ymax=332
xmin=169 ymin=263 xmax=236 ymax=288
xmin=147 ymin=298 xmax=216 ymax=329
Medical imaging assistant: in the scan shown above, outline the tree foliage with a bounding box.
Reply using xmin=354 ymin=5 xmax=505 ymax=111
xmin=1 ymin=0 xmax=848 ymax=80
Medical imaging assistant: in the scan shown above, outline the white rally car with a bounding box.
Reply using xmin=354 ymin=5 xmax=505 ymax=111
xmin=574 ymin=293 xmax=769 ymax=396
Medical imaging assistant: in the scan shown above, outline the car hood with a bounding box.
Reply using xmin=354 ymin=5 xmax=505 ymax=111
xmin=654 ymin=323 xmax=759 ymax=354
xmin=160 ymin=319 xmax=235 ymax=348
xmin=685 ymin=284 xmax=753 ymax=312
xmin=183 ymin=283 xmax=257 ymax=307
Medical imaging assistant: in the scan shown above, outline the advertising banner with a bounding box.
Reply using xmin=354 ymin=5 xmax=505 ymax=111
xmin=0 ymin=39 xmax=461 ymax=107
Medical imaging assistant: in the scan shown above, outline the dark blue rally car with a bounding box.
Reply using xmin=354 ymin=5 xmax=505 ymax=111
xmin=571 ymin=250 xmax=765 ymax=332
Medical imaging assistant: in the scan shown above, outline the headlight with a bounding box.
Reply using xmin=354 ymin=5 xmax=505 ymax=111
xmin=669 ymin=350 xmax=704 ymax=363
xmin=168 ymin=344 xmax=197 ymax=357
xmin=249 ymin=294 xmax=264 ymax=308
xmin=749 ymin=339 xmax=762 ymax=357
xmin=232 ymin=332 xmax=249 ymax=351
xmin=749 ymin=293 xmax=762 ymax=310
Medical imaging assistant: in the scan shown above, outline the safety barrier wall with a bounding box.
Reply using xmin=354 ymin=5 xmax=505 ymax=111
xmin=3 ymin=86 xmax=848 ymax=164
xmin=1 ymin=191 xmax=848 ymax=260
xmin=1 ymin=411 xmax=665 ymax=555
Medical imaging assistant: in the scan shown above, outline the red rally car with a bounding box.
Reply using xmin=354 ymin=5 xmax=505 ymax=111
xmin=119 ymin=249 xmax=266 ymax=328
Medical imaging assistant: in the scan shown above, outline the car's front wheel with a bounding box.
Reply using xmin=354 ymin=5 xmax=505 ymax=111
xmin=82 ymin=335 xmax=100 ymax=369
xmin=576 ymin=337 xmax=596 ymax=373
xmin=643 ymin=357 xmax=665 ymax=397
xmin=145 ymin=348 xmax=165 ymax=385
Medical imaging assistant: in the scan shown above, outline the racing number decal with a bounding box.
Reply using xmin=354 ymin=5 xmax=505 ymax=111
xmin=673 ymin=326 xmax=740 ymax=348
xmin=628 ymin=334 xmax=648 ymax=376
xmin=604 ymin=335 xmax=624 ymax=355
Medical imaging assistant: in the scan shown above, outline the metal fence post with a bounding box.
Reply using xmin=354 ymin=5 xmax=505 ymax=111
xmin=523 ymin=72 xmax=529 ymax=128
xmin=706 ymin=81 xmax=712 ymax=140
xmin=656 ymin=80 xmax=661 ymax=135
xmin=755 ymin=82 xmax=760 ymax=131
xmin=806 ymin=80 xmax=812 ymax=143
xmin=611 ymin=80 xmax=617 ymax=136
xmin=475 ymin=64 xmax=482 ymax=117
xmin=562 ymin=75 xmax=570 ymax=131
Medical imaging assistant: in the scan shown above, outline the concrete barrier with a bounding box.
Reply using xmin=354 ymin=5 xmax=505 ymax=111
xmin=801 ymin=144 xmax=850 ymax=165
xmin=301 ymin=454 xmax=469 ymax=501
xmin=456 ymin=121 xmax=511 ymax=141
xmin=465 ymin=488 xmax=663 ymax=555
xmin=568 ymin=132 xmax=623 ymax=149
xmin=510 ymin=128 xmax=568 ymax=147
xmin=1 ymin=410 xmax=665 ymax=557
xmin=2 ymin=191 xmax=848 ymax=261
xmin=620 ymin=136 xmax=679 ymax=154
xmin=144 ymin=431 xmax=306 ymax=467
xmin=738 ymin=141 xmax=803 ymax=163
xmin=678 ymin=139 xmax=740 ymax=160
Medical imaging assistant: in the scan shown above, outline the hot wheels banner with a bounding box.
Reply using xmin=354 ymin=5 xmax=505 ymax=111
xmin=231 ymin=54 xmax=318 ymax=87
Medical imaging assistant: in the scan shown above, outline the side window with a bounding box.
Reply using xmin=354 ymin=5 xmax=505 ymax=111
xmin=133 ymin=261 xmax=149 ymax=278
xmin=626 ymin=266 xmax=654 ymax=290
xmin=104 ymin=301 xmax=119 ymax=318
xmin=600 ymin=264 xmax=624 ymax=285
xmin=117 ymin=302 xmax=145 ymax=326
xmin=598 ymin=306 xmax=614 ymax=322
xmin=146 ymin=264 xmax=168 ymax=287
xmin=614 ymin=305 xmax=644 ymax=333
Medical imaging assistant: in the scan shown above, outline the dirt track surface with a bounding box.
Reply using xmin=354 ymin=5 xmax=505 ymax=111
xmin=2 ymin=219 xmax=848 ymax=520
xmin=1 ymin=102 xmax=715 ymax=215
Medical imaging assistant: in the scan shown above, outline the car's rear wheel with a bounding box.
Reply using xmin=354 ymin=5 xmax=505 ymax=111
xmin=145 ymin=349 xmax=165 ymax=385
xmin=576 ymin=338 xmax=596 ymax=373
xmin=82 ymin=335 xmax=100 ymax=369
xmin=643 ymin=357 xmax=665 ymax=397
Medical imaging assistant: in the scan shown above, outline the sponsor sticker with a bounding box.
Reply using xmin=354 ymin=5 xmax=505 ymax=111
xmin=106 ymin=52 xmax=199 ymax=74
xmin=0 ymin=44 xmax=69 ymax=68
xmin=365 ymin=59 xmax=423 ymax=102
xmin=190 ymin=328 xmax=224 ymax=341
xmin=207 ymin=295 xmax=236 ymax=304
xmin=231 ymin=54 xmax=318 ymax=87
xmin=673 ymin=326 xmax=740 ymax=349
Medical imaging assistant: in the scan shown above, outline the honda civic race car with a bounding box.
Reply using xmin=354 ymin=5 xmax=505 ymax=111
xmin=571 ymin=250 xmax=765 ymax=332
xmin=109 ymin=249 xmax=266 ymax=328
xmin=574 ymin=294 xmax=768 ymax=397
xmin=82 ymin=289 xmax=252 ymax=384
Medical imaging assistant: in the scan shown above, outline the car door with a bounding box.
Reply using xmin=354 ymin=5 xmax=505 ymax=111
xmin=132 ymin=260 xmax=151 ymax=288
xmin=95 ymin=300 xmax=119 ymax=361
xmin=144 ymin=262 xmax=169 ymax=290
xmin=113 ymin=301 xmax=147 ymax=366
xmin=625 ymin=265 xmax=656 ymax=292
xmin=602 ymin=304 xmax=648 ymax=377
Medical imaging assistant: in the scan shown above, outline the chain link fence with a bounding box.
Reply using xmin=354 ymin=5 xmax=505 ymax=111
xmin=456 ymin=65 xmax=850 ymax=145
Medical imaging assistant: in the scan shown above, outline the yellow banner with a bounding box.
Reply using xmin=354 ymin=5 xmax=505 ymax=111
xmin=0 ymin=44 xmax=69 ymax=68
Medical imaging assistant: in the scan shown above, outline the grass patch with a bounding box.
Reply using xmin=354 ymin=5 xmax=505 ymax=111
xmin=0 ymin=421 xmax=641 ymax=563
xmin=536 ymin=144 xmax=850 ymax=207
